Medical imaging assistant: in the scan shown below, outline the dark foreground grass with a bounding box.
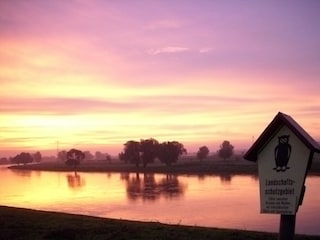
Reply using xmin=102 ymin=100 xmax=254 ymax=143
xmin=1 ymin=206 xmax=319 ymax=240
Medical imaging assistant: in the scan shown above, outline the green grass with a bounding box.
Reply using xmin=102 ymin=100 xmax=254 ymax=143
xmin=1 ymin=206 xmax=319 ymax=240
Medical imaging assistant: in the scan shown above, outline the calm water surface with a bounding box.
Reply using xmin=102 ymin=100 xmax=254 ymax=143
xmin=1 ymin=165 xmax=319 ymax=235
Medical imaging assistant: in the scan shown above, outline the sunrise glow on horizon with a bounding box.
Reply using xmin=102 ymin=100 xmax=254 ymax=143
xmin=1 ymin=1 xmax=320 ymax=157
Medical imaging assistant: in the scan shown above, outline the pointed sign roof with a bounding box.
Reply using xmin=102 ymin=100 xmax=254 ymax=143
xmin=244 ymin=112 xmax=320 ymax=162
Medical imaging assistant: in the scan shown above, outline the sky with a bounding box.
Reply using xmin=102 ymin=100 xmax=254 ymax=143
xmin=1 ymin=0 xmax=320 ymax=157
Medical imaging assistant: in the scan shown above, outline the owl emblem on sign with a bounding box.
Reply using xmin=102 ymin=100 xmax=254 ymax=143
xmin=274 ymin=135 xmax=292 ymax=172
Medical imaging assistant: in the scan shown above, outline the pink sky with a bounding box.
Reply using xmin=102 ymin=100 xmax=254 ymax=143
xmin=1 ymin=1 xmax=320 ymax=157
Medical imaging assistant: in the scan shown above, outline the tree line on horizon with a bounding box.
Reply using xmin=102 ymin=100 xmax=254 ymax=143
xmin=0 ymin=151 xmax=42 ymax=165
xmin=1 ymin=139 xmax=235 ymax=167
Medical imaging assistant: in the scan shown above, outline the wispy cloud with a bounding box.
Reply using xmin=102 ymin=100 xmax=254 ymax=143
xmin=144 ymin=19 xmax=181 ymax=31
xmin=0 ymin=97 xmax=136 ymax=115
xmin=147 ymin=46 xmax=190 ymax=55
xmin=0 ymin=93 xmax=292 ymax=119
xmin=199 ymin=48 xmax=213 ymax=53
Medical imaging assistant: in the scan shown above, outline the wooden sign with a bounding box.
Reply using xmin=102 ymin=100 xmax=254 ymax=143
xmin=258 ymin=125 xmax=309 ymax=214
xmin=244 ymin=112 xmax=320 ymax=214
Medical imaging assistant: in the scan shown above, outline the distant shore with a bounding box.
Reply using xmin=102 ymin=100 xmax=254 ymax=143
xmin=7 ymin=158 xmax=320 ymax=176
xmin=8 ymin=159 xmax=258 ymax=175
xmin=1 ymin=205 xmax=320 ymax=240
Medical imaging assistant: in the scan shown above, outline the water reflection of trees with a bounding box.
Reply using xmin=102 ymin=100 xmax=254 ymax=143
xmin=219 ymin=174 xmax=259 ymax=184
xmin=66 ymin=173 xmax=85 ymax=189
xmin=219 ymin=174 xmax=232 ymax=184
xmin=196 ymin=173 xmax=233 ymax=184
xmin=10 ymin=169 xmax=41 ymax=178
xmin=251 ymin=174 xmax=259 ymax=181
xmin=123 ymin=173 xmax=186 ymax=201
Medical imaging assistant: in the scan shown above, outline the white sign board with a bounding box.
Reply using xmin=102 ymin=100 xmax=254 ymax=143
xmin=257 ymin=125 xmax=310 ymax=215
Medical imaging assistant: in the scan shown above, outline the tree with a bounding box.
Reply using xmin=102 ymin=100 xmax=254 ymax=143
xmin=65 ymin=149 xmax=85 ymax=168
xmin=121 ymin=140 xmax=141 ymax=167
xmin=11 ymin=152 xmax=33 ymax=165
xmin=0 ymin=157 xmax=8 ymax=164
xmin=218 ymin=140 xmax=234 ymax=160
xmin=140 ymin=138 xmax=159 ymax=167
xmin=197 ymin=146 xmax=209 ymax=161
xmin=95 ymin=151 xmax=111 ymax=161
xmin=33 ymin=151 xmax=42 ymax=163
xmin=95 ymin=151 xmax=104 ymax=160
xmin=118 ymin=152 xmax=126 ymax=162
xmin=158 ymin=141 xmax=187 ymax=166
xmin=106 ymin=154 xmax=112 ymax=161
xmin=84 ymin=151 xmax=94 ymax=161
xmin=58 ymin=150 xmax=67 ymax=161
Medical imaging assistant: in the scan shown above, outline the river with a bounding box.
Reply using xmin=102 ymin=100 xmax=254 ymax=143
xmin=0 ymin=165 xmax=319 ymax=235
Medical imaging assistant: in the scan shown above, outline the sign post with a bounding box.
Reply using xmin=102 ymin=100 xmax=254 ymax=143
xmin=244 ymin=112 xmax=320 ymax=240
xmin=279 ymin=214 xmax=295 ymax=240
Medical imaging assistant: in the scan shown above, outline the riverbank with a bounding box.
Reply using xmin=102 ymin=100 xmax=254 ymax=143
xmin=7 ymin=159 xmax=258 ymax=175
xmin=1 ymin=206 xmax=319 ymax=240
xmin=8 ymin=158 xmax=320 ymax=175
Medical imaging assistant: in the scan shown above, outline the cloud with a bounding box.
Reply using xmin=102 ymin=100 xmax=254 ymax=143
xmin=144 ymin=19 xmax=181 ymax=31
xmin=147 ymin=46 xmax=189 ymax=55
xmin=0 ymin=97 xmax=134 ymax=115
xmin=199 ymin=48 xmax=213 ymax=53
xmin=0 ymin=94 xmax=275 ymax=117
xmin=147 ymin=46 xmax=214 ymax=55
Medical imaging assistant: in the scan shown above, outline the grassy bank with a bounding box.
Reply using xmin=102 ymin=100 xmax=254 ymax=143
xmin=1 ymin=206 xmax=319 ymax=240
xmin=8 ymin=158 xmax=320 ymax=176
xmin=8 ymin=159 xmax=259 ymax=175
